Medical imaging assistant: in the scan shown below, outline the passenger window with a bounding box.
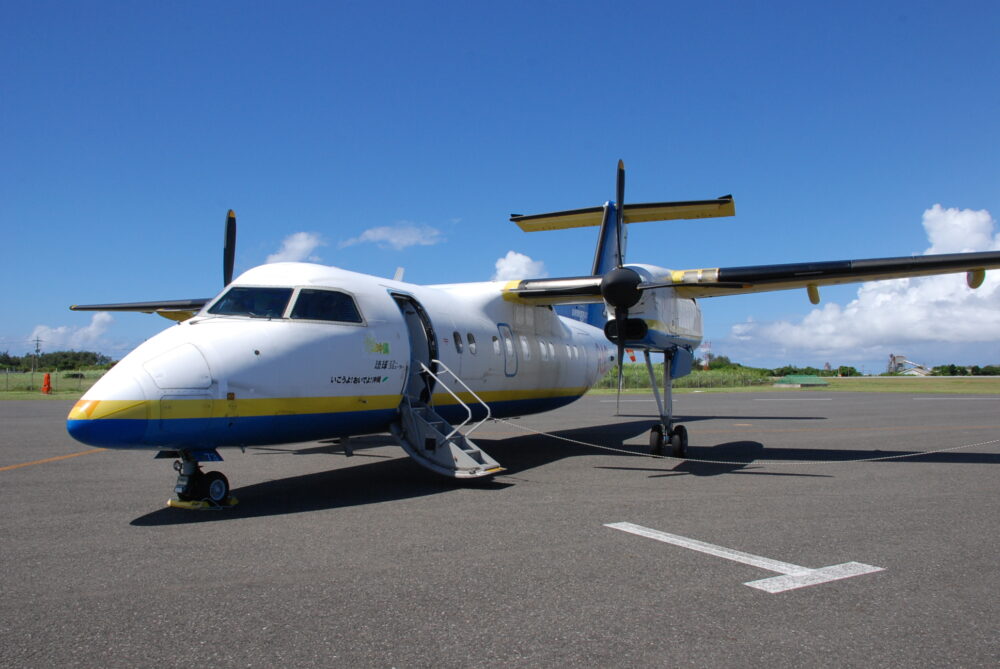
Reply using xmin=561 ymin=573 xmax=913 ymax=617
xmin=540 ymin=339 xmax=549 ymax=361
xmin=453 ymin=331 xmax=463 ymax=354
xmin=290 ymin=289 xmax=363 ymax=323
xmin=520 ymin=335 xmax=531 ymax=361
xmin=492 ymin=336 xmax=501 ymax=356
xmin=208 ymin=286 xmax=294 ymax=318
xmin=467 ymin=333 xmax=477 ymax=354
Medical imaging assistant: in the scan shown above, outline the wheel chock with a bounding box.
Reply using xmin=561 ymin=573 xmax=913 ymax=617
xmin=167 ymin=496 xmax=239 ymax=510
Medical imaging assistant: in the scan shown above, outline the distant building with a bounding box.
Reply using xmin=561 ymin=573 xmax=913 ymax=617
xmin=887 ymin=353 xmax=931 ymax=376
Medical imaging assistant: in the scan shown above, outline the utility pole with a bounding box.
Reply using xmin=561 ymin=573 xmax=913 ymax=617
xmin=30 ymin=336 xmax=42 ymax=390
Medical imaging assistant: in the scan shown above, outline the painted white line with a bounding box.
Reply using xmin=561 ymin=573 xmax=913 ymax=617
xmin=599 ymin=399 xmax=659 ymax=403
xmin=912 ymin=397 xmax=1000 ymax=400
xmin=754 ymin=398 xmax=833 ymax=401
xmin=745 ymin=562 xmax=885 ymax=593
xmin=605 ymin=522 xmax=884 ymax=593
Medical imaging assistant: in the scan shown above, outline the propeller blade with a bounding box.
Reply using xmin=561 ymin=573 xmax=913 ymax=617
xmin=223 ymin=209 xmax=237 ymax=287
xmin=615 ymin=159 xmax=625 ymax=268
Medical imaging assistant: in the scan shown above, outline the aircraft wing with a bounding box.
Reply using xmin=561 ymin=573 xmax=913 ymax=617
xmin=502 ymin=250 xmax=1000 ymax=304
xmin=70 ymin=298 xmax=211 ymax=322
xmin=666 ymin=250 xmax=1000 ymax=298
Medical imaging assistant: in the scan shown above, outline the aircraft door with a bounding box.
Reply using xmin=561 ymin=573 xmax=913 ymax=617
xmin=498 ymin=323 xmax=517 ymax=377
xmin=393 ymin=295 xmax=438 ymax=402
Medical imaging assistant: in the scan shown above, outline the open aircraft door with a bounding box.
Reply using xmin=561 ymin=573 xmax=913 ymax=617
xmin=392 ymin=294 xmax=438 ymax=402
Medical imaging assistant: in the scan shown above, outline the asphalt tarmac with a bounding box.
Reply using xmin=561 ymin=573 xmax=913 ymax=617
xmin=3 ymin=392 xmax=1000 ymax=668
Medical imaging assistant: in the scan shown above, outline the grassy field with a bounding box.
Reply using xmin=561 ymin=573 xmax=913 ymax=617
xmin=0 ymin=370 xmax=105 ymax=400
xmin=591 ymin=367 xmax=1000 ymax=395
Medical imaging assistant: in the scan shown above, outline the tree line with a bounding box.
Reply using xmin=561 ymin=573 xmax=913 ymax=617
xmin=695 ymin=355 xmax=861 ymax=377
xmin=929 ymin=364 xmax=1000 ymax=376
xmin=0 ymin=350 xmax=114 ymax=372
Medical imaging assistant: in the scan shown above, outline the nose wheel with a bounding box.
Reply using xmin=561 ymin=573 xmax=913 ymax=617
xmin=168 ymin=453 xmax=237 ymax=509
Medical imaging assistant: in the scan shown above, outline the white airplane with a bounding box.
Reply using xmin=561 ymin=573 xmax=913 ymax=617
xmin=67 ymin=162 xmax=1000 ymax=509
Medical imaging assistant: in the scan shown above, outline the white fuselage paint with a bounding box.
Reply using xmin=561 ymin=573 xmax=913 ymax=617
xmin=73 ymin=263 xmax=629 ymax=450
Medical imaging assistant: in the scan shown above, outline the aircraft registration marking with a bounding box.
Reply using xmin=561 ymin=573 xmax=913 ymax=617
xmin=605 ymin=522 xmax=884 ymax=593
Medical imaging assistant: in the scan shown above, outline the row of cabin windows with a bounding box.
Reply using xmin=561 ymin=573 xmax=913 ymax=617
xmin=452 ymin=329 xmax=583 ymax=362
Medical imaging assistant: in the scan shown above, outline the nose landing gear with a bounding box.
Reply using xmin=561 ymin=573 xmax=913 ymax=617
xmin=166 ymin=450 xmax=238 ymax=510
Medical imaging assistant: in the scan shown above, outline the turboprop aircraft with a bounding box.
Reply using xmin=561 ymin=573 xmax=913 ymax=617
xmin=67 ymin=161 xmax=1000 ymax=509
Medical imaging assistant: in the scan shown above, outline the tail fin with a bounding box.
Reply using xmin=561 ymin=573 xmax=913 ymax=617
xmin=507 ymin=161 xmax=735 ymax=327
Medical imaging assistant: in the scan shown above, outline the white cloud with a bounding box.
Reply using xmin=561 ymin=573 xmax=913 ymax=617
xmin=31 ymin=312 xmax=114 ymax=351
xmin=339 ymin=222 xmax=443 ymax=251
xmin=725 ymin=205 xmax=1000 ymax=364
xmin=492 ymin=251 xmax=547 ymax=281
xmin=266 ymin=232 xmax=325 ymax=263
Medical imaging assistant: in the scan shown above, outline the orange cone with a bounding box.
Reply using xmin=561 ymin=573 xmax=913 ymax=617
xmin=41 ymin=373 xmax=52 ymax=395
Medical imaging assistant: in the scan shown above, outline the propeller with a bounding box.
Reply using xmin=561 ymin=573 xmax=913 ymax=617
xmin=223 ymin=209 xmax=237 ymax=287
xmin=600 ymin=161 xmax=644 ymax=413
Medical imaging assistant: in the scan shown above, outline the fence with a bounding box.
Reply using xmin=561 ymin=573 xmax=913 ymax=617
xmin=2 ymin=369 xmax=105 ymax=394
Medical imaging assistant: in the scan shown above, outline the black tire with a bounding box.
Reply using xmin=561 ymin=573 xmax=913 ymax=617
xmin=176 ymin=470 xmax=204 ymax=502
xmin=670 ymin=425 xmax=688 ymax=458
xmin=203 ymin=471 xmax=230 ymax=504
xmin=649 ymin=424 xmax=665 ymax=456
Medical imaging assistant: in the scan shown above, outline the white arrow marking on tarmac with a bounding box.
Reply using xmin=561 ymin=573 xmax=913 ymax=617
xmin=605 ymin=522 xmax=884 ymax=593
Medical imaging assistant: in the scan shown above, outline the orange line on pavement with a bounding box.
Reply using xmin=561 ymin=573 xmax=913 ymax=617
xmin=0 ymin=448 xmax=107 ymax=472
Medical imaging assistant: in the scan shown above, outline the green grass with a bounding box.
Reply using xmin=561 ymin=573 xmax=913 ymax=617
xmin=821 ymin=376 xmax=1000 ymax=393
xmin=594 ymin=364 xmax=773 ymax=391
xmin=590 ymin=368 xmax=1000 ymax=394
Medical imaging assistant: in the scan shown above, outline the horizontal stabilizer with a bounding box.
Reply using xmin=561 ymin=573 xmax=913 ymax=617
xmin=511 ymin=196 xmax=734 ymax=232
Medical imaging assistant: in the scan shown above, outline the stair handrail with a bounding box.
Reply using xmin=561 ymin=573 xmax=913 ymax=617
xmin=419 ymin=360 xmax=492 ymax=440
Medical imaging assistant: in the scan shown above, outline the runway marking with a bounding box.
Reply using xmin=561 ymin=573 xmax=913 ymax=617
xmin=912 ymin=397 xmax=1000 ymax=400
xmin=605 ymin=522 xmax=884 ymax=593
xmin=754 ymin=398 xmax=833 ymax=401
xmin=599 ymin=399 xmax=659 ymax=403
xmin=0 ymin=448 xmax=107 ymax=472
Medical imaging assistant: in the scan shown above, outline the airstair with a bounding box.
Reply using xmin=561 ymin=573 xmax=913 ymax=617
xmin=390 ymin=360 xmax=504 ymax=479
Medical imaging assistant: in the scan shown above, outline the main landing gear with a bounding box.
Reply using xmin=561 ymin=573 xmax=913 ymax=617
xmin=649 ymin=423 xmax=687 ymax=458
xmin=643 ymin=349 xmax=688 ymax=458
xmin=166 ymin=450 xmax=237 ymax=510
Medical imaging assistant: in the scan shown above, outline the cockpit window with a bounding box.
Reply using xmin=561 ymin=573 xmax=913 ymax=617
xmin=207 ymin=287 xmax=293 ymax=318
xmin=290 ymin=289 xmax=363 ymax=323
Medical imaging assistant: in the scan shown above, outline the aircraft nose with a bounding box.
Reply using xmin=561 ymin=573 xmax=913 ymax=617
xmin=66 ymin=373 xmax=150 ymax=448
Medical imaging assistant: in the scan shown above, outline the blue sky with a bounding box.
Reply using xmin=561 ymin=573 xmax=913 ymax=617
xmin=3 ymin=1 xmax=999 ymax=373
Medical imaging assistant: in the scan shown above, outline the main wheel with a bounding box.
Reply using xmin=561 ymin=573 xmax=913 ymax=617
xmin=649 ymin=424 xmax=665 ymax=456
xmin=203 ymin=471 xmax=230 ymax=504
xmin=669 ymin=425 xmax=688 ymax=458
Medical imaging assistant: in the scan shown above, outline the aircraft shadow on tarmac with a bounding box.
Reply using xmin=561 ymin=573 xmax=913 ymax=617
xmin=130 ymin=418 xmax=1000 ymax=525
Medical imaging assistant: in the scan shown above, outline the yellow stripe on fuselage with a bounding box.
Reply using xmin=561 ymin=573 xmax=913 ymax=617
xmin=69 ymin=386 xmax=588 ymax=422
xmin=70 ymin=394 xmax=403 ymax=421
